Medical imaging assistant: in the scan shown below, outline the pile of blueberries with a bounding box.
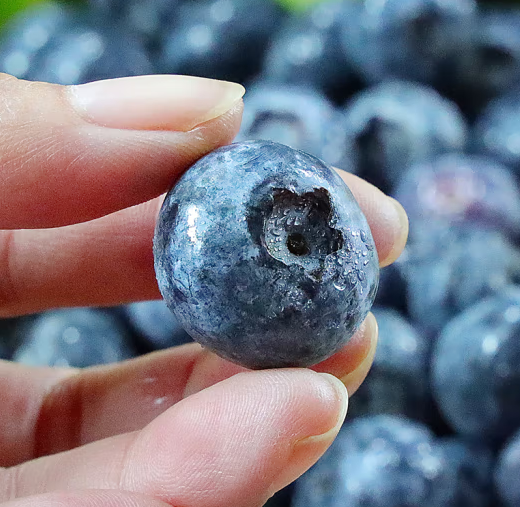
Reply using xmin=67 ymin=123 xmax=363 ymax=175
xmin=1 ymin=0 xmax=520 ymax=505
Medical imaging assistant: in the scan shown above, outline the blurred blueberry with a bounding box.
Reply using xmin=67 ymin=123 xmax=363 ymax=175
xmin=292 ymin=415 xmax=456 ymax=507
xmin=399 ymin=226 xmax=520 ymax=335
xmin=438 ymin=9 xmax=520 ymax=118
xmin=86 ymin=0 xmax=180 ymax=47
xmin=323 ymin=81 xmax=467 ymax=193
xmin=0 ymin=2 xmax=74 ymax=79
xmin=394 ymin=154 xmax=520 ymax=240
xmin=349 ymin=307 xmax=430 ymax=422
xmin=431 ymin=286 xmax=520 ymax=444
xmin=473 ymin=90 xmax=520 ymax=177
xmin=238 ymin=83 xmax=337 ymax=163
xmin=437 ymin=437 xmax=494 ymax=507
xmin=28 ymin=18 xmax=153 ymax=85
xmin=261 ymin=0 xmax=360 ymax=104
xmin=340 ymin=0 xmax=476 ymax=85
xmin=13 ymin=308 xmax=136 ymax=368
xmin=154 ymin=141 xmax=379 ymax=369
xmin=122 ymin=299 xmax=192 ymax=351
xmin=157 ymin=0 xmax=285 ymax=83
xmin=494 ymin=428 xmax=520 ymax=507
xmin=374 ymin=261 xmax=407 ymax=313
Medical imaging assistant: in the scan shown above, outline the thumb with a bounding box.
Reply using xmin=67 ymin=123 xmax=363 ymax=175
xmin=0 ymin=73 xmax=244 ymax=229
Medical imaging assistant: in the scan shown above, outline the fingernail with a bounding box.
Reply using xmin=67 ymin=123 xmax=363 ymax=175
xmin=380 ymin=197 xmax=409 ymax=268
xmin=340 ymin=312 xmax=379 ymax=394
xmin=68 ymin=75 xmax=245 ymax=132
xmin=268 ymin=373 xmax=348 ymax=495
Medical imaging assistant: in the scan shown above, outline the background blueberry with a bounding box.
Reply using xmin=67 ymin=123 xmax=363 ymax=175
xmin=13 ymin=307 xmax=136 ymax=368
xmin=431 ymin=286 xmax=520 ymax=444
xmin=122 ymin=299 xmax=192 ymax=352
xmin=494 ymin=429 xmax=520 ymax=507
xmin=154 ymin=140 xmax=379 ymax=369
xmin=323 ymin=81 xmax=468 ymax=193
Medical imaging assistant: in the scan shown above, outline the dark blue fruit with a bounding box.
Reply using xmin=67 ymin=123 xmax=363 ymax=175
xmin=28 ymin=19 xmax=153 ymax=85
xmin=323 ymin=81 xmax=467 ymax=193
xmin=438 ymin=9 xmax=520 ymax=118
xmin=349 ymin=307 xmax=430 ymax=421
xmin=473 ymin=90 xmax=520 ymax=178
xmin=13 ymin=308 xmax=135 ymax=368
xmin=431 ymin=286 xmax=520 ymax=444
xmin=340 ymin=0 xmax=476 ymax=85
xmin=399 ymin=226 xmax=520 ymax=335
xmin=494 ymin=429 xmax=520 ymax=507
xmin=123 ymin=299 xmax=192 ymax=351
xmin=292 ymin=415 xmax=456 ymax=507
xmin=394 ymin=154 xmax=520 ymax=240
xmin=153 ymin=141 xmax=379 ymax=369
xmin=438 ymin=438 xmax=494 ymax=507
xmin=238 ymin=83 xmax=337 ymax=163
xmin=0 ymin=2 xmax=73 ymax=79
xmin=157 ymin=0 xmax=284 ymax=83
xmin=261 ymin=0 xmax=359 ymax=104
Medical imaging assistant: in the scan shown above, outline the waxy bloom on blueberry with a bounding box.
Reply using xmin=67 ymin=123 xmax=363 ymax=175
xmin=153 ymin=141 xmax=379 ymax=369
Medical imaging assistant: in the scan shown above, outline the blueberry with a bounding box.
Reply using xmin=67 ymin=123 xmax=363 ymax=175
xmin=393 ymin=154 xmax=520 ymax=240
xmin=349 ymin=307 xmax=430 ymax=422
xmin=437 ymin=437 xmax=494 ymax=507
xmin=238 ymin=83 xmax=338 ymax=163
xmin=0 ymin=2 xmax=74 ymax=79
xmin=473 ymin=90 xmax=520 ymax=178
xmin=123 ymin=299 xmax=192 ymax=351
xmin=292 ymin=415 xmax=456 ymax=507
xmin=153 ymin=141 xmax=379 ymax=369
xmin=438 ymin=9 xmax=520 ymax=117
xmin=261 ymin=0 xmax=360 ymax=104
xmin=13 ymin=308 xmax=136 ymax=368
xmin=28 ymin=17 xmax=153 ymax=85
xmin=494 ymin=429 xmax=520 ymax=507
xmin=399 ymin=227 xmax=520 ymax=335
xmin=157 ymin=0 xmax=285 ymax=83
xmin=431 ymin=286 xmax=520 ymax=444
xmin=323 ymin=81 xmax=468 ymax=193
xmin=374 ymin=261 xmax=407 ymax=313
xmin=340 ymin=0 xmax=476 ymax=85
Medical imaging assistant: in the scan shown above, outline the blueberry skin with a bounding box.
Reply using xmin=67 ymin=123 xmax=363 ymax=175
xmin=292 ymin=415 xmax=456 ymax=507
xmin=349 ymin=307 xmax=430 ymax=421
xmin=437 ymin=438 xmax=494 ymax=507
xmin=431 ymin=286 xmax=520 ymax=444
xmin=340 ymin=0 xmax=476 ymax=85
xmin=473 ymin=90 xmax=520 ymax=177
xmin=154 ymin=141 xmax=379 ymax=369
xmin=399 ymin=226 xmax=520 ymax=336
xmin=238 ymin=83 xmax=338 ymax=165
xmin=394 ymin=154 xmax=520 ymax=240
xmin=123 ymin=299 xmax=192 ymax=351
xmin=261 ymin=0 xmax=359 ymax=104
xmin=495 ymin=429 xmax=520 ymax=507
xmin=13 ymin=308 xmax=136 ymax=368
xmin=324 ymin=81 xmax=468 ymax=193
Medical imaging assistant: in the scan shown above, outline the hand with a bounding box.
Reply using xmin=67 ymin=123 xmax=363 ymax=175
xmin=0 ymin=74 xmax=408 ymax=507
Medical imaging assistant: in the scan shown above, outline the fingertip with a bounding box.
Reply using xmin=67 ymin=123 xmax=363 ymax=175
xmin=379 ymin=197 xmax=409 ymax=268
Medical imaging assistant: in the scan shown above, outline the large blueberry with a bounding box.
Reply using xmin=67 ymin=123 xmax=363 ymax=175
xmin=323 ymin=81 xmax=468 ymax=193
xmin=431 ymin=286 xmax=520 ymax=444
xmin=394 ymin=153 xmax=520 ymax=240
xmin=494 ymin=429 xmax=520 ymax=507
xmin=13 ymin=307 xmax=135 ymax=368
xmin=153 ymin=141 xmax=379 ymax=369
xmin=292 ymin=415 xmax=456 ymax=507
xmin=349 ymin=307 xmax=430 ymax=421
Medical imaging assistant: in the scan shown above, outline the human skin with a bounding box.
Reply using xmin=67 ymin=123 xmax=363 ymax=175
xmin=0 ymin=73 xmax=408 ymax=507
